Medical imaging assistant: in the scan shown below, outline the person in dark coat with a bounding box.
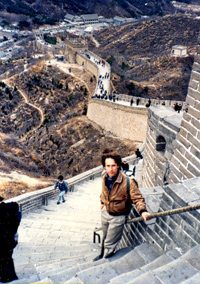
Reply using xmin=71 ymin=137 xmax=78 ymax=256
xmin=135 ymin=148 xmax=143 ymax=159
xmin=0 ymin=196 xmax=21 ymax=283
xmin=136 ymin=98 xmax=140 ymax=106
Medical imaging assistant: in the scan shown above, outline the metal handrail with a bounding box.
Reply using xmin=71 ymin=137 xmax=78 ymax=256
xmin=126 ymin=203 xmax=200 ymax=223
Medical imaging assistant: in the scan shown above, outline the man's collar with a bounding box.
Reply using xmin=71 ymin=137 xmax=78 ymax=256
xmin=104 ymin=170 xmax=123 ymax=183
xmin=115 ymin=171 xmax=123 ymax=183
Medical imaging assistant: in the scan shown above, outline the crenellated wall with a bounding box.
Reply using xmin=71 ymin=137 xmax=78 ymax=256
xmin=168 ymin=52 xmax=200 ymax=183
xmin=76 ymin=53 xmax=99 ymax=78
xmin=87 ymin=99 xmax=148 ymax=142
xmin=142 ymin=106 xmax=182 ymax=188
xmin=120 ymin=177 xmax=200 ymax=253
xmin=142 ymin=51 xmax=200 ymax=188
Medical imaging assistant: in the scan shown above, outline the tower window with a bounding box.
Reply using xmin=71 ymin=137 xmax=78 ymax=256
xmin=156 ymin=136 xmax=166 ymax=152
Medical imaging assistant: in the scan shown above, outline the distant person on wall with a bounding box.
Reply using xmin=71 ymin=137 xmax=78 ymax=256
xmin=121 ymin=161 xmax=129 ymax=173
xmin=135 ymin=148 xmax=143 ymax=159
xmin=130 ymin=98 xmax=133 ymax=106
xmin=136 ymin=98 xmax=140 ymax=106
xmin=177 ymin=104 xmax=182 ymax=113
xmin=0 ymin=195 xmax=21 ymax=283
xmin=93 ymin=150 xmax=150 ymax=261
xmin=174 ymin=102 xmax=178 ymax=112
xmin=54 ymin=175 xmax=68 ymax=205
xmin=145 ymin=99 xmax=151 ymax=108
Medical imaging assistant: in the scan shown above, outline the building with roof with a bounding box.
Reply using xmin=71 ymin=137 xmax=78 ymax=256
xmin=171 ymin=45 xmax=188 ymax=57
xmin=64 ymin=13 xmax=99 ymax=26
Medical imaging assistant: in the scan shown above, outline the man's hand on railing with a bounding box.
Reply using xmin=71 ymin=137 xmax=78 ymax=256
xmin=141 ymin=211 xmax=151 ymax=221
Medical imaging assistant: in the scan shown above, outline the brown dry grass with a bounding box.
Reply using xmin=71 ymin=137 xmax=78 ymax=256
xmin=0 ymin=180 xmax=52 ymax=200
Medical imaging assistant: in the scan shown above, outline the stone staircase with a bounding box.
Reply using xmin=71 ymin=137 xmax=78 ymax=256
xmin=8 ymin=176 xmax=200 ymax=284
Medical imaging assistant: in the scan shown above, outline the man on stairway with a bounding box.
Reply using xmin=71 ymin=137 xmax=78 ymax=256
xmin=94 ymin=150 xmax=150 ymax=261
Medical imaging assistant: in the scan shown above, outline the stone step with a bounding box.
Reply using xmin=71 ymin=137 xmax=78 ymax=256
xmin=20 ymin=218 xmax=100 ymax=228
xmin=19 ymin=219 xmax=100 ymax=231
xmin=109 ymin=249 xmax=180 ymax=284
xmin=15 ymin=242 xmax=97 ymax=253
xmin=15 ymin=262 xmax=38 ymax=279
xmin=64 ymin=243 xmax=161 ymax=284
xmin=181 ymin=272 xmax=200 ymax=284
xmin=35 ymin=251 xmax=98 ymax=274
xmin=37 ymin=248 xmax=132 ymax=282
xmin=125 ymin=245 xmax=200 ymax=284
xmin=14 ymin=244 xmax=99 ymax=265
xmin=31 ymin=277 xmax=53 ymax=284
xmin=15 ymin=248 xmax=99 ymax=280
xmin=8 ymin=275 xmax=39 ymax=284
xmin=38 ymin=258 xmax=106 ymax=282
xmin=127 ymin=259 xmax=198 ymax=284
xmin=63 ymin=277 xmax=83 ymax=284
xmin=36 ymin=255 xmax=99 ymax=280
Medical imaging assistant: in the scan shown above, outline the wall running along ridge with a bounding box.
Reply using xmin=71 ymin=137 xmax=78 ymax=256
xmin=87 ymin=100 xmax=148 ymax=142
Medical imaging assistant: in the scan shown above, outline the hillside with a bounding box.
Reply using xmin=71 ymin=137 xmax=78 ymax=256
xmin=91 ymin=14 xmax=200 ymax=99
xmin=0 ymin=0 xmax=174 ymax=25
xmin=0 ymin=64 xmax=136 ymax=198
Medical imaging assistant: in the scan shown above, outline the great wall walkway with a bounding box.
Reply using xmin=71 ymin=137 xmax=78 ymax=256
xmin=9 ymin=174 xmax=200 ymax=284
xmin=78 ymin=50 xmax=186 ymax=112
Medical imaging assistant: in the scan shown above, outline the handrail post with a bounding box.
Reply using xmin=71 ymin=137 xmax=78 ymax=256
xmin=93 ymin=230 xmax=101 ymax=244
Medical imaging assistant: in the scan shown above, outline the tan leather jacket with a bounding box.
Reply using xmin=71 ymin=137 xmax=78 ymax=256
xmin=100 ymin=171 xmax=147 ymax=216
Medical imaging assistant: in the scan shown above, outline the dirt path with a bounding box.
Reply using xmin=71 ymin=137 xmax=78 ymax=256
xmin=90 ymin=35 xmax=100 ymax=48
xmin=3 ymin=79 xmax=45 ymax=139
xmin=17 ymin=88 xmax=44 ymax=125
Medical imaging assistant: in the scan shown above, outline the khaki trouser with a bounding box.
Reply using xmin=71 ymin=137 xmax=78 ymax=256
xmin=101 ymin=208 xmax=126 ymax=253
xmin=58 ymin=191 xmax=65 ymax=203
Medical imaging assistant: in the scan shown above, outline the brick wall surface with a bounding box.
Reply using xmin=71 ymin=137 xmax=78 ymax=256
xmin=120 ymin=177 xmax=200 ymax=253
xmin=87 ymin=100 xmax=148 ymax=142
xmin=142 ymin=106 xmax=182 ymax=187
xmin=76 ymin=53 xmax=99 ymax=77
xmin=169 ymin=53 xmax=200 ymax=183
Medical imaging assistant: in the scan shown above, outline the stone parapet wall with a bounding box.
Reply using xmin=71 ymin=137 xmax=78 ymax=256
xmin=142 ymin=106 xmax=182 ymax=188
xmin=119 ymin=177 xmax=200 ymax=253
xmin=116 ymin=94 xmax=187 ymax=108
xmin=76 ymin=53 xmax=99 ymax=77
xmin=169 ymin=53 xmax=200 ymax=183
xmin=87 ymin=100 xmax=148 ymax=142
xmin=8 ymin=166 xmax=103 ymax=214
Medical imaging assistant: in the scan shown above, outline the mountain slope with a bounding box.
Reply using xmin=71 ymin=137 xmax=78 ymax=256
xmin=91 ymin=14 xmax=200 ymax=99
xmin=0 ymin=0 xmax=174 ymax=24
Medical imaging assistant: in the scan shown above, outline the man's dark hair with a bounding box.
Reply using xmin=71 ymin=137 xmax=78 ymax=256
xmin=0 ymin=196 xmax=4 ymax=202
xmin=101 ymin=149 xmax=122 ymax=167
xmin=57 ymin=175 xmax=64 ymax=181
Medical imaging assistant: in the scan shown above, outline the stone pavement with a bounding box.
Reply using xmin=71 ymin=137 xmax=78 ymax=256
xmin=13 ymin=178 xmax=102 ymax=283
